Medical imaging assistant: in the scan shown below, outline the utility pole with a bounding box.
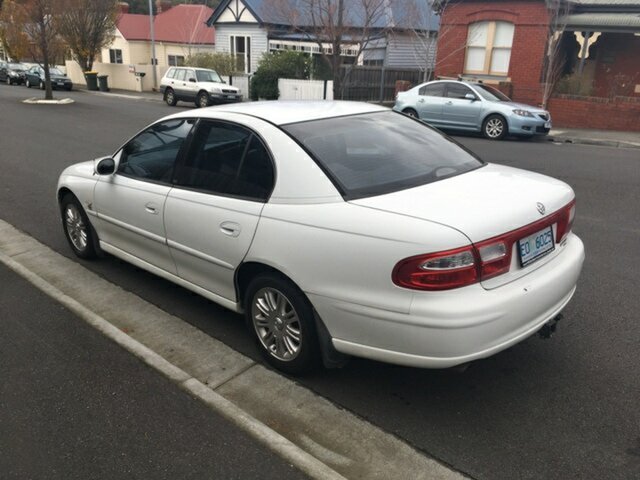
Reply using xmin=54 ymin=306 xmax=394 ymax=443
xmin=148 ymin=0 xmax=157 ymax=90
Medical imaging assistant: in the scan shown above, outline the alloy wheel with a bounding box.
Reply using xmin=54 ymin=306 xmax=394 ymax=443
xmin=251 ymin=287 xmax=302 ymax=362
xmin=485 ymin=118 xmax=504 ymax=138
xmin=65 ymin=204 xmax=88 ymax=252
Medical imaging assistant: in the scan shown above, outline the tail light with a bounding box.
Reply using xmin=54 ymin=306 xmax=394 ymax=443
xmin=392 ymin=199 xmax=576 ymax=291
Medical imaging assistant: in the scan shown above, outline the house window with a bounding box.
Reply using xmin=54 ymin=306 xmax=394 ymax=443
xmin=109 ymin=49 xmax=123 ymax=64
xmin=464 ymin=21 xmax=514 ymax=76
xmin=230 ymin=35 xmax=251 ymax=73
xmin=168 ymin=55 xmax=185 ymax=67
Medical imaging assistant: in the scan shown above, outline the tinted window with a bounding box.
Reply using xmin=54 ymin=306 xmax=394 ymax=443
xmin=419 ymin=83 xmax=445 ymax=97
xmin=446 ymin=83 xmax=474 ymax=99
xmin=284 ymin=111 xmax=483 ymax=199
xmin=175 ymin=122 xmax=274 ymax=201
xmin=118 ymin=119 xmax=194 ymax=183
xmin=196 ymin=69 xmax=223 ymax=83
xmin=473 ymin=84 xmax=511 ymax=102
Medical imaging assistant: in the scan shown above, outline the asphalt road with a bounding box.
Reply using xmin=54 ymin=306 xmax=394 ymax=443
xmin=1 ymin=85 xmax=639 ymax=480
xmin=0 ymin=263 xmax=308 ymax=479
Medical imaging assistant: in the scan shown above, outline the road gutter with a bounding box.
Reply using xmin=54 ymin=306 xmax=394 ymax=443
xmin=0 ymin=218 xmax=468 ymax=480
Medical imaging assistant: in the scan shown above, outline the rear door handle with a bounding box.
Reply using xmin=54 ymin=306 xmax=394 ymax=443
xmin=220 ymin=221 xmax=241 ymax=237
xmin=145 ymin=203 xmax=158 ymax=214
xmin=418 ymin=98 xmax=425 ymax=103
xmin=445 ymin=101 xmax=453 ymax=105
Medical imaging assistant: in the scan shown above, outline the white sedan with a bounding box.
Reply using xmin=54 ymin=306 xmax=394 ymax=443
xmin=57 ymin=101 xmax=585 ymax=374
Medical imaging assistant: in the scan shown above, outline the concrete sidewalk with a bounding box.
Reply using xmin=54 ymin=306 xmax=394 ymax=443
xmin=548 ymin=127 xmax=640 ymax=150
xmin=78 ymin=88 xmax=640 ymax=150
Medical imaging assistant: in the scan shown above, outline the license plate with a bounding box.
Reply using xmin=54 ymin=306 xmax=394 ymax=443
xmin=57 ymin=82 xmax=64 ymax=86
xmin=518 ymin=226 xmax=555 ymax=267
xmin=226 ymin=95 xmax=235 ymax=99
xmin=544 ymin=121 xmax=551 ymax=129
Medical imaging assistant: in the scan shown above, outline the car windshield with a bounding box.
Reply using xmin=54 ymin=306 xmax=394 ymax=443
xmin=9 ymin=63 xmax=25 ymax=70
xmin=48 ymin=68 xmax=64 ymax=76
xmin=284 ymin=111 xmax=484 ymax=200
xmin=196 ymin=70 xmax=223 ymax=83
xmin=473 ymin=84 xmax=511 ymax=102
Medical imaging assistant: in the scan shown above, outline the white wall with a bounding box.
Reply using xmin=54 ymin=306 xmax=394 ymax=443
xmin=66 ymin=60 xmax=169 ymax=91
xmin=214 ymin=24 xmax=268 ymax=74
xmin=278 ymin=79 xmax=334 ymax=100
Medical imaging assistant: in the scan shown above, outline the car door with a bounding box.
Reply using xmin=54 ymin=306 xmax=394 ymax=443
xmin=172 ymin=68 xmax=188 ymax=100
xmin=93 ymin=118 xmax=195 ymax=274
xmin=415 ymin=82 xmax=447 ymax=124
xmin=441 ymin=83 xmax=483 ymax=130
xmin=183 ymin=68 xmax=199 ymax=101
xmin=164 ymin=120 xmax=275 ymax=301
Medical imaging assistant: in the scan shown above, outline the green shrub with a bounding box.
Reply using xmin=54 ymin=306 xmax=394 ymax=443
xmin=185 ymin=52 xmax=242 ymax=77
xmin=250 ymin=51 xmax=311 ymax=100
xmin=556 ymin=73 xmax=594 ymax=97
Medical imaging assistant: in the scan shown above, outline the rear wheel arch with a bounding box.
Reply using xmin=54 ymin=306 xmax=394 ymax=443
xmin=236 ymin=261 xmax=299 ymax=308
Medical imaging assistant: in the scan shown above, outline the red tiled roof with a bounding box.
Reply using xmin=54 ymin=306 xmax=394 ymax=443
xmin=117 ymin=5 xmax=215 ymax=44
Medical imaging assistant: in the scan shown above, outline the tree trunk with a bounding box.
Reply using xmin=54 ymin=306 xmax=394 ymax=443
xmin=40 ymin=25 xmax=53 ymax=100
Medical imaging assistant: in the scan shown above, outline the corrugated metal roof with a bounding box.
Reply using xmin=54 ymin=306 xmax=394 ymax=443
xmin=569 ymin=0 xmax=640 ymax=6
xmin=562 ymin=12 xmax=640 ymax=29
xmin=208 ymin=0 xmax=439 ymax=31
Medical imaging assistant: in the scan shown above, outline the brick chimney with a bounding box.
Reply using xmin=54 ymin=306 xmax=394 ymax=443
xmin=117 ymin=2 xmax=129 ymax=14
xmin=156 ymin=0 xmax=172 ymax=14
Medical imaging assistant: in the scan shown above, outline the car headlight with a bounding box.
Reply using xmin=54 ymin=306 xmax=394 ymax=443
xmin=9 ymin=71 xmax=17 ymax=77
xmin=513 ymin=109 xmax=534 ymax=117
xmin=209 ymin=87 xmax=222 ymax=94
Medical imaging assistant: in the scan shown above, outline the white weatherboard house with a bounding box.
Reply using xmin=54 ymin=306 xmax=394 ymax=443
xmin=206 ymin=0 xmax=440 ymax=74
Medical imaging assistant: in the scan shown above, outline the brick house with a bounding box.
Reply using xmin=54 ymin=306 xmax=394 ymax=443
xmin=435 ymin=0 xmax=640 ymax=131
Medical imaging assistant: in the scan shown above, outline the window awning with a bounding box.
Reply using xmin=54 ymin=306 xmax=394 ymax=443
xmin=562 ymin=12 xmax=640 ymax=32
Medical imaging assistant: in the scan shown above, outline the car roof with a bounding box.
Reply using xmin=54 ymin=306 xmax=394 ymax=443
xmin=167 ymin=101 xmax=389 ymax=126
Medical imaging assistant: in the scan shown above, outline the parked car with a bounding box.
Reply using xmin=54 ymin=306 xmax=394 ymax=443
xmin=160 ymin=66 xmax=241 ymax=108
xmin=394 ymin=80 xmax=552 ymax=140
xmin=0 ymin=62 xmax=27 ymax=85
xmin=57 ymin=102 xmax=584 ymax=374
xmin=24 ymin=65 xmax=73 ymax=90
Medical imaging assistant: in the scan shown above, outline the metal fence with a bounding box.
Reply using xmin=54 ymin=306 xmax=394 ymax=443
xmin=339 ymin=66 xmax=428 ymax=103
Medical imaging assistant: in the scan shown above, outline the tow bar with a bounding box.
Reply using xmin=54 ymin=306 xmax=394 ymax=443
xmin=538 ymin=313 xmax=563 ymax=339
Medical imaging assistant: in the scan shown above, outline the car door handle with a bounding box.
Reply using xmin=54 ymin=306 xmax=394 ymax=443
xmin=418 ymin=98 xmax=425 ymax=103
xmin=145 ymin=203 xmax=158 ymax=214
xmin=220 ymin=221 xmax=241 ymax=237
xmin=445 ymin=101 xmax=453 ymax=105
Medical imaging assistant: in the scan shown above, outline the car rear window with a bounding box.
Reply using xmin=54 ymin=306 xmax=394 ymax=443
xmin=283 ymin=111 xmax=484 ymax=199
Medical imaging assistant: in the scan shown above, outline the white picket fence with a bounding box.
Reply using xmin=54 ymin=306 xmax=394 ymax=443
xmin=278 ymin=78 xmax=334 ymax=100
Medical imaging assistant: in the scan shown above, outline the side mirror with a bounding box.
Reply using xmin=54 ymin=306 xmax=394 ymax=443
xmin=96 ymin=157 xmax=115 ymax=175
xmin=465 ymin=93 xmax=477 ymax=101
xmin=188 ymin=77 xmax=196 ymax=83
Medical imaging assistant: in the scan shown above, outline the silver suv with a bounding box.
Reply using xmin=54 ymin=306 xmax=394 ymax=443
xmin=160 ymin=67 xmax=241 ymax=108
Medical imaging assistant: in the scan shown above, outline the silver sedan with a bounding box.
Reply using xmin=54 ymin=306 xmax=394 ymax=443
xmin=394 ymin=80 xmax=552 ymax=140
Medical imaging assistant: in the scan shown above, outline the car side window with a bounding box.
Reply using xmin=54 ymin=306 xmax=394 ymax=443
xmin=174 ymin=69 xmax=186 ymax=81
xmin=446 ymin=83 xmax=474 ymax=99
xmin=419 ymin=83 xmax=445 ymax=97
xmin=175 ymin=121 xmax=274 ymax=201
xmin=186 ymin=69 xmax=196 ymax=82
xmin=118 ymin=119 xmax=194 ymax=183
xmin=166 ymin=68 xmax=176 ymax=79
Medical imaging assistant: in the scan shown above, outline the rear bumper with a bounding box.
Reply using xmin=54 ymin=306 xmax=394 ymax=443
xmin=310 ymin=233 xmax=584 ymax=368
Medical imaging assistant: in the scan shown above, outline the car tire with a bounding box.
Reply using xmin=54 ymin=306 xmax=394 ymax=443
xmin=196 ymin=91 xmax=210 ymax=108
xmin=60 ymin=194 xmax=98 ymax=260
xmin=25 ymin=79 xmax=31 ymax=88
xmin=482 ymin=114 xmax=508 ymax=140
xmin=164 ymin=88 xmax=177 ymax=106
xmin=6 ymin=77 xmax=11 ymax=85
xmin=403 ymin=108 xmax=419 ymax=119
xmin=39 ymin=80 xmax=45 ymax=90
xmin=245 ymin=273 xmax=321 ymax=374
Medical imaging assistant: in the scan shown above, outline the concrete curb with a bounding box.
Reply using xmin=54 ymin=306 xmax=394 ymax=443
xmin=547 ymin=133 xmax=640 ymax=150
xmin=23 ymin=97 xmax=75 ymax=105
